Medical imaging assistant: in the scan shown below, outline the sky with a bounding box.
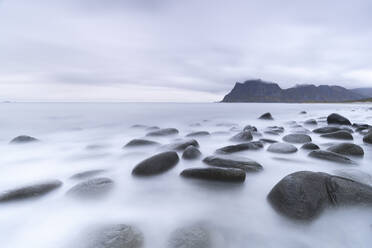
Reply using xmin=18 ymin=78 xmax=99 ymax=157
xmin=0 ymin=0 xmax=372 ymax=102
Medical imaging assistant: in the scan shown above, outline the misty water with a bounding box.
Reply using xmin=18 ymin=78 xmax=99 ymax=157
xmin=0 ymin=102 xmax=372 ymax=248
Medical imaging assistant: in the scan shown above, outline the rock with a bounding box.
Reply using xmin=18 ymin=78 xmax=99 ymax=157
xmin=230 ymin=130 xmax=253 ymax=142
xmin=123 ymin=139 xmax=160 ymax=148
xmin=264 ymin=126 xmax=284 ymax=135
xmin=182 ymin=146 xmax=202 ymax=160
xmin=301 ymin=143 xmax=319 ymax=150
xmin=308 ymin=150 xmax=354 ymax=164
xmin=132 ymin=151 xmax=179 ymax=176
xmin=203 ymin=155 xmax=263 ymax=172
xmin=259 ymin=138 xmax=278 ymax=144
xmin=327 ymin=113 xmax=351 ymax=125
xmin=66 ymin=177 xmax=114 ymax=199
xmin=258 ymin=112 xmax=273 ymax=120
xmin=0 ymin=180 xmax=62 ymax=203
xmin=146 ymin=126 xmax=160 ymax=131
xmin=300 ymin=111 xmax=307 ymax=114
xmin=9 ymin=135 xmax=39 ymax=144
xmin=363 ymin=133 xmax=372 ymax=144
xmin=353 ymin=123 xmax=371 ymax=132
xmin=320 ymin=131 xmax=353 ymax=140
xmin=327 ymin=143 xmax=364 ymax=156
xmin=186 ymin=131 xmax=210 ymax=137
xmin=333 ymin=169 xmax=372 ymax=186
xmin=82 ymin=224 xmax=144 ymax=248
xmin=267 ymin=143 xmax=298 ymax=154
xmin=290 ymin=127 xmax=311 ymax=134
xmin=304 ymin=119 xmax=317 ymax=125
xmin=163 ymin=139 xmax=199 ymax=151
xmin=268 ymin=171 xmax=372 ymax=221
xmin=168 ymin=225 xmax=212 ymax=248
xmin=70 ymin=169 xmax=106 ymax=180
xmin=146 ymin=128 xmax=179 ymax=137
xmin=215 ymin=142 xmax=262 ymax=154
xmin=210 ymin=131 xmax=230 ymax=136
xmin=282 ymin=134 xmax=312 ymax=144
xmin=243 ymin=125 xmax=258 ymax=132
xmin=181 ymin=168 xmax=246 ymax=182
xmin=131 ymin=124 xmax=147 ymax=129
xmin=313 ymin=127 xmax=342 ymax=134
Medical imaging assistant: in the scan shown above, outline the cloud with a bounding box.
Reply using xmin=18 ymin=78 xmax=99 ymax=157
xmin=0 ymin=0 xmax=371 ymax=101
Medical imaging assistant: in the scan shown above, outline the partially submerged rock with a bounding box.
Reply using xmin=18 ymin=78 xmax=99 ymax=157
xmin=203 ymin=155 xmax=263 ymax=172
xmin=327 ymin=113 xmax=352 ymax=125
xmin=264 ymin=126 xmax=284 ymax=135
xmin=123 ymin=139 xmax=160 ymax=148
xmin=186 ymin=131 xmax=210 ymax=137
xmin=304 ymin=119 xmax=317 ymax=125
xmin=163 ymin=139 xmax=199 ymax=151
xmin=282 ymin=134 xmax=312 ymax=144
xmin=267 ymin=143 xmax=298 ymax=154
xmin=327 ymin=143 xmax=364 ymax=156
xmin=70 ymin=169 xmax=106 ymax=180
xmin=301 ymin=142 xmax=319 ymax=150
xmin=66 ymin=177 xmax=114 ymax=199
xmin=132 ymin=151 xmax=179 ymax=176
xmin=216 ymin=142 xmax=262 ymax=154
xmin=181 ymin=168 xmax=246 ymax=182
xmin=0 ymin=180 xmax=62 ymax=203
xmin=333 ymin=169 xmax=372 ymax=186
xmin=259 ymin=138 xmax=278 ymax=144
xmin=182 ymin=146 xmax=202 ymax=160
xmin=363 ymin=133 xmax=372 ymax=144
xmin=9 ymin=135 xmax=39 ymax=144
xmin=230 ymin=130 xmax=253 ymax=142
xmin=320 ymin=131 xmax=353 ymax=140
xmin=313 ymin=126 xmax=342 ymax=134
xmin=258 ymin=112 xmax=273 ymax=120
xmin=308 ymin=150 xmax=354 ymax=164
xmin=168 ymin=224 xmax=212 ymax=248
xmin=146 ymin=128 xmax=179 ymax=137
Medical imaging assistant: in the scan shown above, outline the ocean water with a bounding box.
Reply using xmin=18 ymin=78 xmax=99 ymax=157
xmin=0 ymin=102 xmax=372 ymax=248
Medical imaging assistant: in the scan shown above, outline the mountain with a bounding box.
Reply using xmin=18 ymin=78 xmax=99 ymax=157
xmin=351 ymin=88 xmax=372 ymax=98
xmin=221 ymin=79 xmax=366 ymax=103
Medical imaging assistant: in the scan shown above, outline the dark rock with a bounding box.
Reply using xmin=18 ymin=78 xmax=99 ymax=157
xmin=320 ymin=131 xmax=353 ymax=140
xmin=186 ymin=131 xmax=210 ymax=137
xmin=0 ymin=180 xmax=62 ymax=203
xmin=182 ymin=146 xmax=202 ymax=160
xmin=268 ymin=171 xmax=372 ymax=220
xmin=146 ymin=128 xmax=179 ymax=137
xmin=313 ymin=126 xmax=342 ymax=134
xmin=301 ymin=143 xmax=319 ymax=150
xmin=230 ymin=130 xmax=253 ymax=142
xmin=215 ymin=142 xmax=262 ymax=154
xmin=363 ymin=133 xmax=372 ymax=144
xmin=300 ymin=111 xmax=307 ymax=114
xmin=163 ymin=139 xmax=199 ymax=151
xmin=9 ymin=135 xmax=39 ymax=144
xmin=282 ymin=134 xmax=312 ymax=144
xmin=258 ymin=112 xmax=273 ymax=120
xmin=333 ymin=169 xmax=372 ymax=186
xmin=267 ymin=143 xmax=298 ymax=154
xmin=181 ymin=168 xmax=246 ymax=182
xmin=70 ymin=169 xmax=106 ymax=180
xmin=66 ymin=178 xmax=114 ymax=199
xmin=203 ymin=155 xmax=263 ymax=172
xmin=327 ymin=113 xmax=351 ymax=125
xmin=308 ymin=150 xmax=354 ymax=164
xmin=259 ymin=138 xmax=278 ymax=144
xmin=264 ymin=126 xmax=284 ymax=135
xmin=243 ymin=125 xmax=258 ymax=132
xmin=168 ymin=225 xmax=212 ymax=248
xmin=327 ymin=143 xmax=364 ymax=156
xmin=82 ymin=224 xmax=144 ymax=248
xmin=131 ymin=124 xmax=147 ymax=129
xmin=123 ymin=139 xmax=160 ymax=148
xmin=304 ymin=119 xmax=317 ymax=125
xmin=132 ymin=151 xmax=179 ymax=176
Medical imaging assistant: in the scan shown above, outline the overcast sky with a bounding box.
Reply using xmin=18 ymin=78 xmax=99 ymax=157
xmin=0 ymin=0 xmax=372 ymax=102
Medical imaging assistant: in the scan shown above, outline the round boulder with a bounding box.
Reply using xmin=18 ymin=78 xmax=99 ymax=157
xmin=320 ymin=131 xmax=353 ymax=140
xmin=203 ymin=155 xmax=263 ymax=172
xmin=186 ymin=131 xmax=210 ymax=137
xmin=301 ymin=142 xmax=319 ymax=150
xmin=308 ymin=150 xmax=354 ymax=164
xmin=282 ymin=134 xmax=312 ymax=144
xmin=258 ymin=112 xmax=273 ymax=120
xmin=363 ymin=133 xmax=372 ymax=144
xmin=267 ymin=143 xmax=298 ymax=154
xmin=181 ymin=168 xmax=246 ymax=183
xmin=327 ymin=143 xmax=364 ymax=156
xmin=304 ymin=119 xmax=317 ymax=125
xmin=182 ymin=146 xmax=202 ymax=160
xmin=132 ymin=151 xmax=179 ymax=176
xmin=230 ymin=130 xmax=253 ymax=142
xmin=327 ymin=113 xmax=351 ymax=125
xmin=9 ymin=135 xmax=39 ymax=144
xmin=66 ymin=177 xmax=114 ymax=199
xmin=123 ymin=139 xmax=159 ymax=148
xmin=146 ymin=128 xmax=179 ymax=137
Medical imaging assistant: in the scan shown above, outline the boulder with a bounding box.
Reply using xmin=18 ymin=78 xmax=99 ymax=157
xmin=268 ymin=171 xmax=372 ymax=221
xmin=132 ymin=151 xmax=179 ymax=176
xmin=168 ymin=225 xmax=212 ymax=248
xmin=243 ymin=125 xmax=258 ymax=132
xmin=66 ymin=177 xmax=114 ymax=199
xmin=313 ymin=127 xmax=342 ymax=134
xmin=258 ymin=112 xmax=273 ymax=120
xmin=363 ymin=133 xmax=372 ymax=144
xmin=259 ymin=138 xmax=278 ymax=144
xmin=9 ymin=135 xmax=39 ymax=144
xmin=182 ymin=146 xmax=202 ymax=160
xmin=0 ymin=180 xmax=62 ymax=203
xmin=70 ymin=169 xmax=106 ymax=180
xmin=123 ymin=139 xmax=159 ymax=148
xmin=181 ymin=168 xmax=246 ymax=182
xmin=230 ymin=130 xmax=253 ymax=142
xmin=264 ymin=126 xmax=284 ymax=135
xmin=301 ymin=143 xmax=319 ymax=150
xmin=320 ymin=131 xmax=353 ymax=140
xmin=300 ymin=111 xmax=307 ymax=114
xmin=215 ymin=142 xmax=262 ymax=154
xmin=327 ymin=113 xmax=351 ymax=125
xmin=282 ymin=134 xmax=312 ymax=144
xmin=304 ymin=119 xmax=317 ymax=125
xmin=290 ymin=127 xmax=311 ymax=134
xmin=146 ymin=128 xmax=179 ymax=137
xmin=163 ymin=139 xmax=199 ymax=151
xmin=203 ymin=155 xmax=263 ymax=172
xmin=327 ymin=143 xmax=364 ymax=156
xmin=308 ymin=150 xmax=354 ymax=164
xmin=186 ymin=131 xmax=210 ymax=137
xmin=267 ymin=143 xmax=298 ymax=154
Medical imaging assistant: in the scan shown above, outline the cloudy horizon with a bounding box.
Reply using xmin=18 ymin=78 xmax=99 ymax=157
xmin=1 ymin=0 xmax=372 ymax=102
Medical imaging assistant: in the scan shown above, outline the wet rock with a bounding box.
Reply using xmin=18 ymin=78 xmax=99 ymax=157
xmin=264 ymin=126 xmax=284 ymax=135
xmin=327 ymin=113 xmax=351 ymax=125
xmin=267 ymin=143 xmax=298 ymax=154
xmin=146 ymin=128 xmax=179 ymax=137
xmin=215 ymin=142 xmax=262 ymax=154
xmin=300 ymin=111 xmax=307 ymax=114
xmin=304 ymin=119 xmax=317 ymax=125
xmin=243 ymin=125 xmax=258 ymax=132
xmin=9 ymin=135 xmax=39 ymax=144
xmin=82 ymin=224 xmax=144 ymax=248
xmin=268 ymin=171 xmax=372 ymax=221
xmin=70 ymin=169 xmax=106 ymax=180
xmin=258 ymin=112 xmax=273 ymax=120
xmin=66 ymin=177 xmax=114 ymax=199
xmin=182 ymin=146 xmax=202 ymax=160
xmin=308 ymin=150 xmax=354 ymax=164
xmin=353 ymin=123 xmax=371 ymax=132
xmin=168 ymin=225 xmax=212 ymax=248
xmin=313 ymin=126 xmax=342 ymax=134
xmin=123 ymin=139 xmax=160 ymax=148
xmin=333 ymin=169 xmax=372 ymax=186
xmin=132 ymin=151 xmax=179 ymax=176
xmin=327 ymin=143 xmax=364 ymax=156
xmin=230 ymin=130 xmax=253 ymax=142
xmin=363 ymin=133 xmax=372 ymax=144
xmin=282 ymin=134 xmax=312 ymax=144
xmin=0 ymin=180 xmax=62 ymax=203
xmin=301 ymin=143 xmax=319 ymax=150
xmin=259 ymin=138 xmax=278 ymax=144
xmin=181 ymin=168 xmax=246 ymax=182
xmin=203 ymin=155 xmax=263 ymax=172
xmin=290 ymin=127 xmax=311 ymax=134
xmin=186 ymin=131 xmax=210 ymax=137
xmin=320 ymin=131 xmax=353 ymax=140
xmin=163 ymin=139 xmax=199 ymax=151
